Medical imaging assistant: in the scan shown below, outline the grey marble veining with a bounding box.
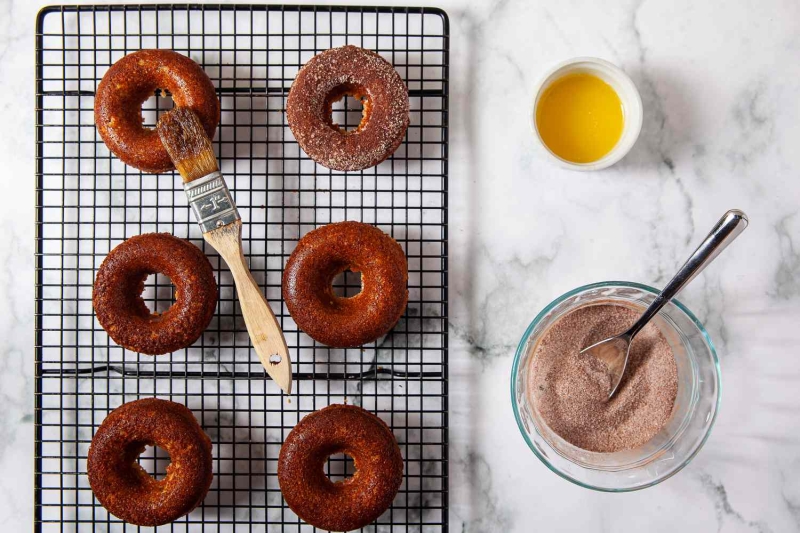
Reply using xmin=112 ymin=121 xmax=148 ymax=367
xmin=4 ymin=0 xmax=800 ymax=531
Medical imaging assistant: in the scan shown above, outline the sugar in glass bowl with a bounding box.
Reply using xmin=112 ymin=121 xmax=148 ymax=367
xmin=511 ymin=281 xmax=720 ymax=491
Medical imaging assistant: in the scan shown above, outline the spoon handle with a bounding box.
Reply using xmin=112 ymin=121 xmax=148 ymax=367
xmin=627 ymin=209 xmax=749 ymax=338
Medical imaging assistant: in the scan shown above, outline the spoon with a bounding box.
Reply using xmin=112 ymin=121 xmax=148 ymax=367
xmin=581 ymin=209 xmax=749 ymax=400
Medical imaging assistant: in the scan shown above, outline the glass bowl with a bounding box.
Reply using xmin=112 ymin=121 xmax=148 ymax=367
xmin=511 ymin=281 xmax=720 ymax=491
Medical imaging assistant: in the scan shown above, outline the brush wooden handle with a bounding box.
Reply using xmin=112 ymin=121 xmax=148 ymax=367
xmin=203 ymin=220 xmax=292 ymax=394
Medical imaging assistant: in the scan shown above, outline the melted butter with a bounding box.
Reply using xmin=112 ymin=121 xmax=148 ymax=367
xmin=536 ymin=73 xmax=624 ymax=164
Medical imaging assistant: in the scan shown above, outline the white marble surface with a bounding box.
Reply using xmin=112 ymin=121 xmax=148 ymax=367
xmin=3 ymin=0 xmax=800 ymax=531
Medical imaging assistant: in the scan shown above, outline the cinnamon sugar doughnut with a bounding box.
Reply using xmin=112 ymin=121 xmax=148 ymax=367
xmin=287 ymin=45 xmax=409 ymax=171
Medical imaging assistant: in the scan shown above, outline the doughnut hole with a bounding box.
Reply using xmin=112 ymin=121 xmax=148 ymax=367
xmin=326 ymin=84 xmax=371 ymax=133
xmin=139 ymin=272 xmax=176 ymax=316
xmin=325 ymin=452 xmax=356 ymax=483
xmin=332 ymin=269 xmax=363 ymax=299
xmin=135 ymin=444 xmax=172 ymax=481
xmin=140 ymin=88 xmax=175 ymax=129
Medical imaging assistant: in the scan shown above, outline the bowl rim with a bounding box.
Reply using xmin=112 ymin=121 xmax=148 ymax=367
xmin=510 ymin=280 xmax=721 ymax=492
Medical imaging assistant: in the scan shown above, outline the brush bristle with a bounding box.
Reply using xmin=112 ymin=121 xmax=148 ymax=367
xmin=157 ymin=107 xmax=219 ymax=182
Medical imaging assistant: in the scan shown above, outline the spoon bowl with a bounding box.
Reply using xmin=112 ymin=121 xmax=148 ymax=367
xmin=579 ymin=335 xmax=631 ymax=398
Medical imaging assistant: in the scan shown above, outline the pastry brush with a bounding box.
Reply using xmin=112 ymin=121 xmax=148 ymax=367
xmin=157 ymin=107 xmax=292 ymax=394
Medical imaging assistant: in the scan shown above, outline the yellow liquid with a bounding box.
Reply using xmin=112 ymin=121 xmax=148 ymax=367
xmin=536 ymin=73 xmax=624 ymax=163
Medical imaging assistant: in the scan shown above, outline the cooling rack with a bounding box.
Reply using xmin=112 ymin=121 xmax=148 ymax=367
xmin=35 ymin=4 xmax=448 ymax=531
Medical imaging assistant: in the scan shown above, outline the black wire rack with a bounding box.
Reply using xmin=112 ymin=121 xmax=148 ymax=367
xmin=35 ymin=4 xmax=448 ymax=531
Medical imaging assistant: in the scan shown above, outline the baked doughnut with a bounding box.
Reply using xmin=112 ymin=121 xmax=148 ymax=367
xmin=278 ymin=404 xmax=404 ymax=531
xmin=282 ymin=221 xmax=408 ymax=347
xmin=287 ymin=45 xmax=409 ymax=171
xmin=87 ymin=398 xmax=213 ymax=526
xmin=95 ymin=49 xmax=220 ymax=173
xmin=93 ymin=233 xmax=217 ymax=355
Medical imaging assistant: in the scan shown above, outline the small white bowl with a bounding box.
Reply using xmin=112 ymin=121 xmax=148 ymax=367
xmin=531 ymin=57 xmax=643 ymax=171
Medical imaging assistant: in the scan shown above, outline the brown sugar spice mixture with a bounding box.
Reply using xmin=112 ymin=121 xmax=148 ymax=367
xmin=528 ymin=303 xmax=678 ymax=452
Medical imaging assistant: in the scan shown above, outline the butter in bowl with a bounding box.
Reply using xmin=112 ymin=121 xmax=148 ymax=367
xmin=531 ymin=57 xmax=643 ymax=170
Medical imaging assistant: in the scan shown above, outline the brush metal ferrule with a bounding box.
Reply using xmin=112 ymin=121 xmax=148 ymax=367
xmin=184 ymin=171 xmax=240 ymax=233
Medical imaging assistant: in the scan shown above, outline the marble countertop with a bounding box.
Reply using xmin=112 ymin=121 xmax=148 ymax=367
xmin=3 ymin=0 xmax=800 ymax=531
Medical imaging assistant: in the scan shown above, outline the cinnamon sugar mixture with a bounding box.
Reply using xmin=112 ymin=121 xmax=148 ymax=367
xmin=528 ymin=304 xmax=678 ymax=452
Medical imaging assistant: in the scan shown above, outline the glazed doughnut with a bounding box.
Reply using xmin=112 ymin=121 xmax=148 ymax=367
xmin=278 ymin=404 xmax=404 ymax=531
xmin=287 ymin=45 xmax=409 ymax=171
xmin=95 ymin=49 xmax=220 ymax=173
xmin=93 ymin=233 xmax=217 ymax=355
xmin=87 ymin=398 xmax=213 ymax=526
xmin=282 ymin=221 xmax=408 ymax=347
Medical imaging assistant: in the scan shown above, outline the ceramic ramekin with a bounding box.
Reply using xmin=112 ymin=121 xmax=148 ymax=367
xmin=531 ymin=57 xmax=643 ymax=171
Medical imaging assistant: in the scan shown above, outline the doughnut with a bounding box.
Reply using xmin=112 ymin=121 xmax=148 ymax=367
xmin=93 ymin=233 xmax=217 ymax=355
xmin=282 ymin=221 xmax=408 ymax=347
xmin=87 ymin=398 xmax=213 ymax=526
xmin=286 ymin=45 xmax=409 ymax=171
xmin=278 ymin=404 xmax=404 ymax=531
xmin=95 ymin=49 xmax=220 ymax=173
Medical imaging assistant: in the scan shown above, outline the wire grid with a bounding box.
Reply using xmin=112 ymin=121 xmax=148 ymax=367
xmin=35 ymin=4 xmax=448 ymax=531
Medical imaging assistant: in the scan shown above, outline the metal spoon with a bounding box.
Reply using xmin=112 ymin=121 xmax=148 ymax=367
xmin=581 ymin=209 xmax=749 ymax=400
